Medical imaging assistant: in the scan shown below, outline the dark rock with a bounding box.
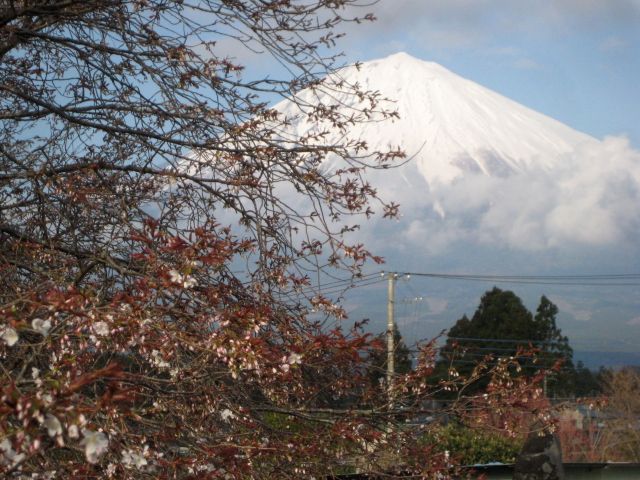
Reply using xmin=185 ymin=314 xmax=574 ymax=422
xmin=513 ymin=429 xmax=564 ymax=480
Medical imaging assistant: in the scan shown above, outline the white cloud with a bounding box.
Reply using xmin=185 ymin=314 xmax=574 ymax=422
xmin=513 ymin=58 xmax=540 ymax=70
xmin=391 ymin=1 xmax=640 ymax=29
xmin=341 ymin=0 xmax=640 ymax=53
xmin=627 ymin=316 xmax=640 ymax=326
xmin=550 ymin=297 xmax=593 ymax=322
xmin=426 ymin=297 xmax=449 ymax=315
xmin=599 ymin=36 xmax=629 ymax=52
xmin=335 ymin=135 xmax=640 ymax=261
xmin=485 ymin=46 xmax=521 ymax=57
xmin=342 ymin=1 xmax=493 ymax=50
xmin=549 ymin=0 xmax=640 ymax=26
xmin=397 ymin=136 xmax=640 ymax=252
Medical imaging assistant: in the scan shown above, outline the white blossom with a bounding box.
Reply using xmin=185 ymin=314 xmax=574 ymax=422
xmin=38 ymin=471 xmax=57 ymax=479
xmin=44 ymin=414 xmax=63 ymax=437
xmin=0 ymin=326 xmax=18 ymax=346
xmin=220 ymin=409 xmax=236 ymax=422
xmin=168 ymin=269 xmax=197 ymax=289
xmin=32 ymin=318 xmax=51 ymax=336
xmin=287 ymin=353 xmax=302 ymax=365
xmin=31 ymin=367 xmax=40 ymax=379
xmin=0 ymin=438 xmax=25 ymax=467
xmin=80 ymin=429 xmax=108 ymax=464
xmin=122 ymin=449 xmax=148 ymax=469
xmin=168 ymin=270 xmax=184 ymax=284
xmin=93 ymin=321 xmax=109 ymax=336
xmin=182 ymin=276 xmax=198 ymax=289
xmin=151 ymin=350 xmax=169 ymax=368
xmin=68 ymin=425 xmax=79 ymax=439
xmin=0 ymin=439 xmax=10 ymax=453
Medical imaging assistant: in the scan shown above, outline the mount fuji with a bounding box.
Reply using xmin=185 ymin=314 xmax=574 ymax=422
xmin=273 ymin=52 xmax=640 ymax=358
xmin=276 ymin=52 xmax=598 ymax=187
xmin=275 ymin=52 xmax=639 ymax=252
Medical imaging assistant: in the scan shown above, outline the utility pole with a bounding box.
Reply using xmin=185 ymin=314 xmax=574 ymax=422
xmin=386 ymin=272 xmax=396 ymax=401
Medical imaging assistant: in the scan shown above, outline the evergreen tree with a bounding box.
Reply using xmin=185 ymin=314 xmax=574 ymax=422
xmin=437 ymin=288 xmax=576 ymax=397
xmin=533 ymin=295 xmax=576 ymax=396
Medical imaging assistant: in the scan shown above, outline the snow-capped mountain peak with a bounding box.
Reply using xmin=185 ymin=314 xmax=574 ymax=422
xmin=276 ymin=52 xmax=598 ymax=186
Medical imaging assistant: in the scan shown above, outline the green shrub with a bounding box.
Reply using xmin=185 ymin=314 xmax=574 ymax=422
xmin=424 ymin=423 xmax=523 ymax=465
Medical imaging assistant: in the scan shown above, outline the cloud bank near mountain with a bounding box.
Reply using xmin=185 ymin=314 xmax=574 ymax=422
xmin=274 ymin=53 xmax=640 ymax=255
xmin=389 ymin=135 xmax=640 ymax=253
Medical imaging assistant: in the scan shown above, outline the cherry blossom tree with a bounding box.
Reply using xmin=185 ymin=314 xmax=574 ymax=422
xmin=0 ymin=1 xmax=548 ymax=477
xmin=600 ymin=368 xmax=640 ymax=462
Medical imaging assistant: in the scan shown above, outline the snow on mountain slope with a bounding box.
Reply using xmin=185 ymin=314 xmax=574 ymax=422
xmin=275 ymin=52 xmax=598 ymax=186
xmin=272 ymin=52 xmax=640 ymax=252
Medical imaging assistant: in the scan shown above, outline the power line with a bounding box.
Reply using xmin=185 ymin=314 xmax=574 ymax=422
xmin=282 ymin=274 xmax=386 ymax=303
xmin=283 ymin=269 xmax=640 ymax=301
xmin=253 ymin=270 xmax=640 ymax=298
xmin=419 ymin=275 xmax=640 ymax=286
xmin=295 ymin=271 xmax=382 ymax=295
xmin=436 ymin=351 xmax=570 ymax=362
xmin=383 ymin=270 xmax=640 ymax=287
xmin=409 ymin=346 xmax=569 ymax=355
xmin=305 ymin=276 xmax=386 ymax=297
xmin=438 ymin=359 xmax=578 ymax=373
xmin=446 ymin=336 xmax=570 ymax=346
xmin=403 ymin=272 xmax=640 ymax=280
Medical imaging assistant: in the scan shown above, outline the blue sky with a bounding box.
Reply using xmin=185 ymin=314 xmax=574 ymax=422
xmin=337 ymin=0 xmax=640 ymax=147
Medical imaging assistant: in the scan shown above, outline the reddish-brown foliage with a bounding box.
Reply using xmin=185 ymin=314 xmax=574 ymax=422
xmin=0 ymin=1 xmax=548 ymax=477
